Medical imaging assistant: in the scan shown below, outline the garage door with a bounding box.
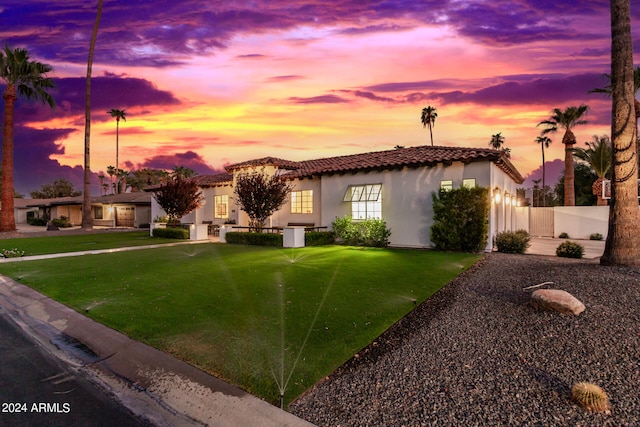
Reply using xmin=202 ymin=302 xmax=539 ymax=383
xmin=115 ymin=207 xmax=135 ymax=227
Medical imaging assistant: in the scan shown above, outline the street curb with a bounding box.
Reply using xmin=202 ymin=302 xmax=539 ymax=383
xmin=0 ymin=276 xmax=315 ymax=427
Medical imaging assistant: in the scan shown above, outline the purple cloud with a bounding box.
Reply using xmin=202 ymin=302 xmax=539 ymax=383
xmin=286 ymin=95 xmax=350 ymax=104
xmin=136 ymin=151 xmax=220 ymax=175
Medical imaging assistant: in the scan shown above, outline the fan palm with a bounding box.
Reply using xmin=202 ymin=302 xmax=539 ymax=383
xmin=537 ymin=105 xmax=589 ymax=206
xmin=108 ymin=108 xmax=126 ymax=193
xmin=82 ymin=0 xmax=103 ymax=229
xmin=420 ymin=106 xmax=437 ymax=146
xmin=535 ymin=135 xmax=552 ymax=206
xmin=590 ymin=65 xmax=640 ymax=118
xmin=601 ymin=0 xmax=640 ymax=266
xmin=0 ymin=46 xmax=55 ymax=232
xmin=572 ymin=135 xmax=612 ymax=206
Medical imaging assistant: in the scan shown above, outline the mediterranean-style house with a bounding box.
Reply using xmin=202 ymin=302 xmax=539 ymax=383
xmin=153 ymin=145 xmax=525 ymax=250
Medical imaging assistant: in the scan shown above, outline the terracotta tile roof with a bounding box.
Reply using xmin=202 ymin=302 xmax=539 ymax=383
xmin=225 ymin=157 xmax=300 ymax=172
xmin=289 ymin=145 xmax=524 ymax=183
xmin=191 ymin=173 xmax=233 ymax=187
xmin=198 ymin=145 xmax=524 ymax=185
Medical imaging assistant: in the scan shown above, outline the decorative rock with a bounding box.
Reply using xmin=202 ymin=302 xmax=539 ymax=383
xmin=531 ymin=289 xmax=585 ymax=315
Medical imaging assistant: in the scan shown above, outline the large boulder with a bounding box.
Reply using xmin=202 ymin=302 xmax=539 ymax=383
xmin=531 ymin=289 xmax=585 ymax=315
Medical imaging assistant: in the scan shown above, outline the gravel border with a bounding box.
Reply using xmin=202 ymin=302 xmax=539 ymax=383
xmin=289 ymin=253 xmax=640 ymax=426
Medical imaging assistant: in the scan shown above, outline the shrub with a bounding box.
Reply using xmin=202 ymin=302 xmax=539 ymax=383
xmin=225 ymin=232 xmax=283 ymax=247
xmin=331 ymin=216 xmax=391 ymax=247
xmin=589 ymin=233 xmax=603 ymax=241
xmin=556 ymin=241 xmax=584 ymax=258
xmin=430 ymin=186 xmax=490 ymax=252
xmin=152 ymin=227 xmax=189 ymax=239
xmin=27 ymin=217 xmax=47 ymax=226
xmin=1 ymin=248 xmax=25 ymax=258
xmin=494 ymin=229 xmax=531 ymax=254
xmin=305 ymin=231 xmax=335 ymax=246
xmin=51 ymin=216 xmax=71 ymax=228
xmin=558 ymin=232 xmax=569 ymax=238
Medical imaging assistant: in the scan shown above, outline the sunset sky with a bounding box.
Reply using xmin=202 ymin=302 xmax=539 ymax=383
xmin=1 ymin=0 xmax=639 ymax=195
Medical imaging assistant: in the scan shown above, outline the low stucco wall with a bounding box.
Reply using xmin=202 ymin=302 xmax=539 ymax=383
xmin=554 ymin=206 xmax=609 ymax=239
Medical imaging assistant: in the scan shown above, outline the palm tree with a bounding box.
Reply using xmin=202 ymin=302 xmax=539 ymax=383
xmin=420 ymin=106 xmax=437 ymax=146
xmin=572 ymin=135 xmax=612 ymax=206
xmin=590 ymin=66 xmax=640 ymax=119
xmin=489 ymin=132 xmax=504 ymax=149
xmin=108 ymin=108 xmax=126 ymax=174
xmin=0 ymin=46 xmax=55 ymax=232
xmin=601 ymin=0 xmax=640 ymax=266
xmin=81 ymin=0 xmax=103 ymax=229
xmin=537 ymin=105 xmax=589 ymax=206
xmin=535 ymin=135 xmax=552 ymax=206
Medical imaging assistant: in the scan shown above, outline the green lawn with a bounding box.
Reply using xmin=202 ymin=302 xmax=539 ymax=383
xmin=0 ymin=242 xmax=481 ymax=406
xmin=0 ymin=231 xmax=181 ymax=256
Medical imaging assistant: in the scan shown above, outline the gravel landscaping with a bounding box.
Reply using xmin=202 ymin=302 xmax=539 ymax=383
xmin=290 ymin=253 xmax=640 ymax=426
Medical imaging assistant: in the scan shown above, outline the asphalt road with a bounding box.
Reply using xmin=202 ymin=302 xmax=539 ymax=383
xmin=0 ymin=309 xmax=153 ymax=427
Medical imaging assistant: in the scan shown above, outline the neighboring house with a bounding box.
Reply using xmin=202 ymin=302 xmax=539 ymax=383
xmin=152 ymin=145 xmax=525 ymax=249
xmin=20 ymin=193 xmax=152 ymax=228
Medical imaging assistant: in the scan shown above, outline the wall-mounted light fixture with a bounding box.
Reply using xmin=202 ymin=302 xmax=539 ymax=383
xmin=505 ymin=193 xmax=511 ymax=206
xmin=493 ymin=187 xmax=502 ymax=204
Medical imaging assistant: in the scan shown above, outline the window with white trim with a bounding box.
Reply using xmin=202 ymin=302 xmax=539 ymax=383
xmin=462 ymin=178 xmax=476 ymax=188
xmin=214 ymin=195 xmax=229 ymax=218
xmin=291 ymin=190 xmax=313 ymax=214
xmin=440 ymin=180 xmax=453 ymax=191
xmin=343 ymin=184 xmax=382 ymax=219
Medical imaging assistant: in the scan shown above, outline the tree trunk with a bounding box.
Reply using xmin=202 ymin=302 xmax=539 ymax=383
xmin=0 ymin=84 xmax=17 ymax=232
xmin=563 ymin=141 xmax=576 ymax=206
xmin=541 ymin=145 xmax=546 ymax=207
xmin=601 ymin=0 xmax=640 ymax=266
xmin=81 ymin=0 xmax=103 ymax=230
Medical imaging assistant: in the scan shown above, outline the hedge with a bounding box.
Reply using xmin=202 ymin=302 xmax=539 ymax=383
xmin=305 ymin=231 xmax=335 ymax=246
xmin=152 ymin=227 xmax=189 ymax=239
xmin=225 ymin=232 xmax=283 ymax=247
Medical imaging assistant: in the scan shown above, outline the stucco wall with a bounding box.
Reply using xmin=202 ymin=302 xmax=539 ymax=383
xmin=321 ymin=161 xmax=499 ymax=248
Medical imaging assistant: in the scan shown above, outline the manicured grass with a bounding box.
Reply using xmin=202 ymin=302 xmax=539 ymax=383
xmin=0 ymin=231 xmax=182 ymax=256
xmin=0 ymin=243 xmax=480 ymax=406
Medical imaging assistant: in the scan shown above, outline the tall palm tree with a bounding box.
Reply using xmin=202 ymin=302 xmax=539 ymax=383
xmin=535 ymin=135 xmax=552 ymax=206
xmin=572 ymin=135 xmax=612 ymax=206
xmin=81 ymin=0 xmax=103 ymax=229
xmin=420 ymin=106 xmax=437 ymax=146
xmin=601 ymin=0 xmax=640 ymax=266
xmin=0 ymin=46 xmax=55 ymax=232
xmin=108 ymin=108 xmax=126 ymax=173
xmin=590 ymin=65 xmax=640 ymax=119
xmin=537 ymin=105 xmax=589 ymax=206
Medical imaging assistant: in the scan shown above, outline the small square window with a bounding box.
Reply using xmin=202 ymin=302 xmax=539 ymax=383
xmin=462 ymin=178 xmax=476 ymax=188
xmin=440 ymin=180 xmax=453 ymax=191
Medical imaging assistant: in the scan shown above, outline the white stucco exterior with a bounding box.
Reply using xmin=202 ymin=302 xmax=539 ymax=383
xmin=152 ymin=146 xmax=525 ymax=250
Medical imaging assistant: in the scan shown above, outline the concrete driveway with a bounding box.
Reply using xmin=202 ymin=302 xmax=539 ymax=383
xmin=527 ymin=237 xmax=605 ymax=259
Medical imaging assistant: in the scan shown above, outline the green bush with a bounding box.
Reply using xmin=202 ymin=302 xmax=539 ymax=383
xmin=494 ymin=229 xmax=531 ymax=254
xmin=225 ymin=232 xmax=283 ymax=247
xmin=152 ymin=227 xmax=189 ymax=239
xmin=430 ymin=186 xmax=490 ymax=252
xmin=556 ymin=241 xmax=584 ymax=259
xmin=558 ymin=232 xmax=569 ymax=239
xmin=305 ymin=231 xmax=335 ymax=246
xmin=331 ymin=216 xmax=391 ymax=247
xmin=0 ymin=248 xmax=25 ymax=258
xmin=589 ymin=233 xmax=604 ymax=241
xmin=27 ymin=217 xmax=47 ymax=226
xmin=51 ymin=216 xmax=71 ymax=228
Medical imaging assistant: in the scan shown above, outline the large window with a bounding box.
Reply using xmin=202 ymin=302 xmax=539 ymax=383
xmin=214 ymin=195 xmax=229 ymax=219
xmin=291 ymin=190 xmax=313 ymax=214
xmin=343 ymin=184 xmax=382 ymax=219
